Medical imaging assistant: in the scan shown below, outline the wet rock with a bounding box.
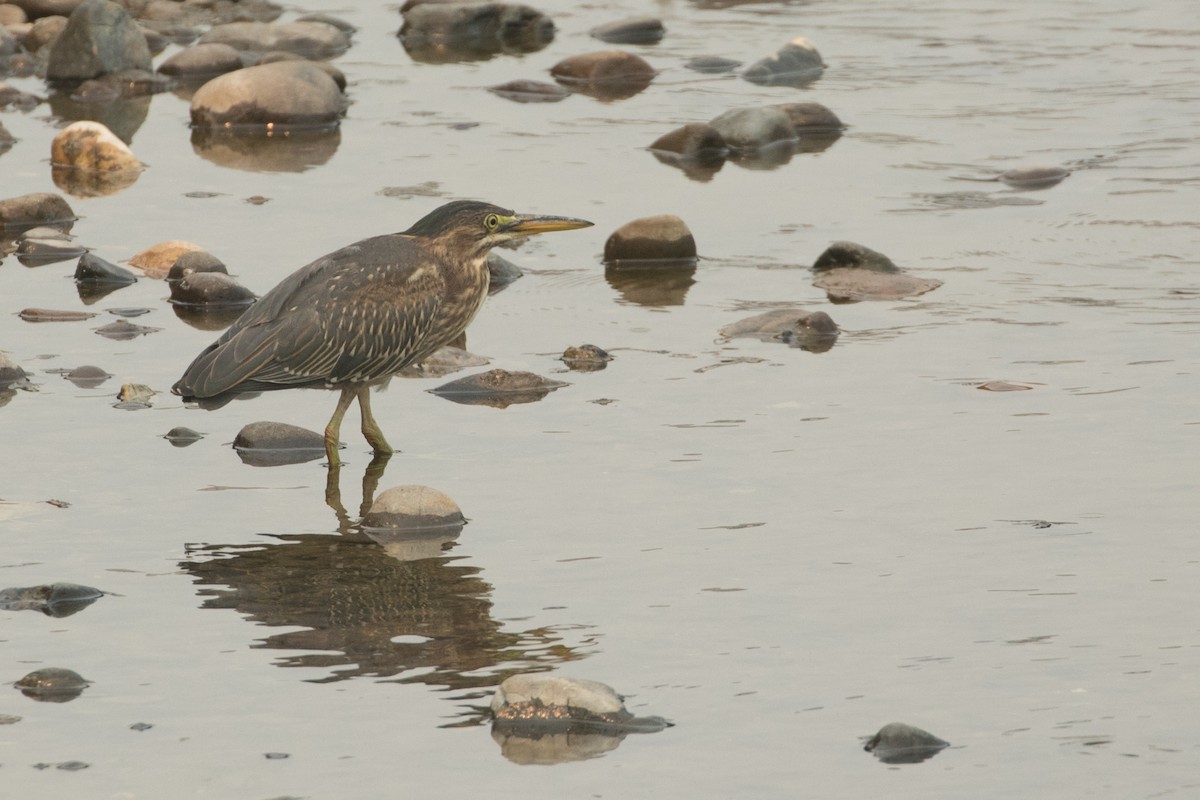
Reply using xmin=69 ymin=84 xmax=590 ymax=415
xmin=399 ymin=2 xmax=554 ymax=63
xmin=490 ymin=674 xmax=671 ymax=745
xmin=397 ymin=345 xmax=489 ymax=378
xmin=429 ymin=368 xmax=568 ymax=408
xmin=361 ymin=484 xmax=464 ymax=531
xmin=604 ymin=214 xmax=696 ymax=264
xmin=112 ymin=383 xmax=154 ymax=410
xmin=590 ymin=17 xmax=664 ymax=45
xmin=14 ymin=667 xmax=90 ymax=702
xmin=0 ymin=6 xmax=27 ymax=25
xmin=50 ymin=120 xmax=142 ymax=173
xmin=74 ymin=252 xmax=137 ymax=287
xmin=813 ymin=241 xmax=900 ymax=273
xmin=551 ymin=51 xmax=655 ymax=100
xmin=0 ymin=80 xmax=41 ymax=111
xmin=169 ymin=271 xmax=256 ymax=307
xmin=46 ymin=0 xmax=151 ymax=82
xmin=16 ymin=232 xmax=85 ymax=264
xmin=0 ymin=352 xmax=33 ymax=390
xmin=166 ymin=249 xmax=227 ymax=282
xmin=709 ymin=106 xmax=795 ymax=151
xmin=18 ymin=307 xmax=95 ymax=322
xmin=234 ymin=420 xmax=326 ymax=466
xmin=68 ymin=77 xmax=120 ymax=102
xmin=190 ymin=60 xmax=344 ymax=131
xmin=487 ymin=78 xmax=570 ymax=103
xmin=864 ymin=722 xmax=949 ymax=764
xmin=720 ymin=309 xmax=839 ymax=353
xmin=128 ymin=239 xmax=205 ymax=278
xmin=0 ymin=192 xmax=75 ymax=234
xmin=685 ymin=55 xmax=740 ymax=73
xmin=257 ymin=50 xmax=347 ymax=91
xmin=771 ymin=101 xmax=844 ymax=133
xmin=649 ymin=123 xmax=728 ymax=160
xmin=0 ymin=713 xmax=19 ymax=724
xmin=561 ymin=344 xmax=611 ymax=371
xmin=94 ymin=319 xmax=160 ymax=339
xmin=486 ymin=251 xmax=522 ymax=289
xmin=12 ymin=1 xmax=81 ymax=19
xmin=156 ymin=42 xmax=244 ymax=82
xmin=22 ymin=14 xmax=67 ymax=54
xmin=0 ymin=582 xmax=103 ymax=617
xmin=63 ymin=364 xmax=110 ymax=387
xmin=199 ymin=20 xmax=350 ymax=59
xmin=999 ymin=166 xmax=1069 ymax=188
xmin=163 ymin=425 xmax=204 ymax=445
xmin=296 ymin=13 xmax=355 ymax=35
xmin=977 ymin=380 xmax=1032 ymax=392
xmin=743 ymin=36 xmax=825 ymax=87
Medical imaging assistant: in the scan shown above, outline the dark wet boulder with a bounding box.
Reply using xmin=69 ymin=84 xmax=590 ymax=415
xmin=63 ymin=364 xmax=110 ymax=388
xmin=190 ymin=60 xmax=344 ymax=130
xmin=811 ymin=243 xmax=942 ymax=302
xmin=813 ymin=241 xmax=900 ymax=273
xmin=771 ymin=101 xmax=844 ymax=133
xmin=399 ymin=2 xmax=554 ymax=62
xmin=198 ymin=20 xmax=350 ymax=59
xmin=551 ymin=51 xmax=654 ymax=100
xmin=46 ymin=0 xmax=151 ymax=82
xmin=361 ymin=485 xmax=465 ymax=531
xmin=167 ymin=249 xmax=227 ymax=282
xmin=50 ymin=120 xmax=142 ymax=172
xmin=156 ymin=42 xmax=244 ymax=82
xmin=685 ymin=55 xmax=740 ymax=73
xmin=234 ymin=420 xmax=326 ymax=465
xmin=0 ymin=192 xmax=75 ymax=233
xmin=163 ymin=426 xmax=205 ymax=445
xmin=561 ymin=344 xmax=612 ymax=371
xmin=487 ymin=78 xmax=570 ymax=103
xmin=15 ymin=667 xmax=90 ymax=702
xmin=128 ymin=240 xmax=205 ymax=279
xmin=430 ymin=368 xmax=568 ymax=408
xmin=0 ymin=582 xmax=103 ymax=617
xmin=589 ymin=17 xmax=664 ymax=45
xmin=708 ymin=106 xmax=795 ymax=151
xmin=74 ymin=252 xmax=136 ymax=285
xmin=864 ymin=722 xmax=949 ymax=764
xmin=169 ymin=271 xmax=256 ymax=307
xmin=94 ymin=319 xmax=160 ymax=339
xmin=604 ymin=214 xmax=696 ymax=264
xmin=649 ymin=123 xmax=728 ymax=160
xmin=719 ymin=308 xmax=838 ymax=353
xmin=0 ymin=352 xmax=32 ymax=390
xmin=743 ymin=36 xmax=824 ymax=87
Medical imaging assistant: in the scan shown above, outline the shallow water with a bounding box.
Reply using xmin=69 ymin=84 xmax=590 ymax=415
xmin=2 ymin=0 xmax=1199 ymax=796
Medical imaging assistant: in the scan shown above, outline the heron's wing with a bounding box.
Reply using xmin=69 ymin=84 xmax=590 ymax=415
xmin=174 ymin=235 xmax=444 ymax=398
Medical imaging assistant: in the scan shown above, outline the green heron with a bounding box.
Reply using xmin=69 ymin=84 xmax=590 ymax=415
xmin=173 ymin=200 xmax=592 ymax=463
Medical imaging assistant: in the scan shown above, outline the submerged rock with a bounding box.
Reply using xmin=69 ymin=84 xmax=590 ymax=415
xmin=812 ymin=241 xmax=900 ymax=273
xmin=550 ymin=51 xmax=654 ymax=100
xmin=46 ymin=0 xmax=152 ymax=82
xmin=649 ymin=123 xmax=728 ymax=160
xmin=604 ymin=215 xmax=696 ymax=265
xmin=190 ymin=60 xmax=344 ymax=131
xmin=16 ymin=231 xmax=85 ymax=264
xmin=199 ymin=20 xmax=350 ymax=59
xmin=685 ymin=55 xmax=741 ymax=74
xmin=14 ymin=667 xmax=90 ymax=702
xmin=430 ymin=369 xmax=568 ymax=408
xmin=561 ymin=344 xmax=611 ymax=371
xmin=63 ymin=364 xmax=110 ymax=388
xmin=166 ymin=249 xmax=227 ymax=282
xmin=399 ymin=2 xmax=554 ymax=63
xmin=999 ymin=166 xmax=1070 ymax=188
xmin=128 ymin=240 xmax=205 ymax=278
xmin=771 ymin=102 xmax=844 ymax=133
xmin=234 ymin=420 xmax=326 ymax=466
xmin=812 ymin=241 xmax=941 ymax=302
xmin=743 ymin=36 xmax=825 ymax=87
xmin=864 ymin=722 xmax=949 ymax=764
xmin=169 ymin=271 xmax=256 ymax=307
xmin=163 ymin=426 xmax=205 ymax=445
xmin=361 ymin=485 xmax=464 ymax=531
xmin=487 ymin=79 xmax=570 ymax=103
xmin=720 ymin=308 xmax=839 ymax=352
xmin=589 ymin=17 xmax=664 ymax=45
xmin=0 ymin=192 xmax=75 ymax=233
xmin=709 ymin=106 xmax=795 ymax=151
xmin=0 ymin=582 xmax=104 ymax=617
xmin=96 ymin=320 xmax=160 ymax=339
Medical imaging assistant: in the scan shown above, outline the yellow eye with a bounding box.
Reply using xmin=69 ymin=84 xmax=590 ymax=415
xmin=484 ymin=214 xmax=500 ymax=231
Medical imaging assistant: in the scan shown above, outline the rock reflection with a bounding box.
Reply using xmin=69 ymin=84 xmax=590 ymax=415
xmin=398 ymin=3 xmax=555 ymax=64
xmin=46 ymin=92 xmax=149 ymax=145
xmin=172 ymin=302 xmax=248 ymax=331
xmin=190 ymin=127 xmax=341 ymax=173
xmin=605 ymin=261 xmax=697 ymax=306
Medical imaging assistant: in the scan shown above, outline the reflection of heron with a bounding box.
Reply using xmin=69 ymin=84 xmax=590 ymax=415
xmin=173 ymin=201 xmax=591 ymax=464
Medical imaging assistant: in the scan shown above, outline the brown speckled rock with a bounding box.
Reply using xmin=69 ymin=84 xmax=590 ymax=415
xmin=604 ymin=215 xmax=696 ymax=264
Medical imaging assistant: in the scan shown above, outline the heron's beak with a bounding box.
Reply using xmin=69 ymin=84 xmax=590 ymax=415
xmin=506 ymin=214 xmax=593 ymax=236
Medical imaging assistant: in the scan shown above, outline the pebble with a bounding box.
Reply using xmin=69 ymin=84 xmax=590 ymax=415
xmin=14 ymin=667 xmax=90 ymax=701
xmin=604 ymin=214 xmax=696 ymax=264
xmin=16 ymin=234 xmax=85 ymax=264
xmin=0 ymin=582 xmax=104 ymax=616
xmin=360 ymin=485 xmax=464 ymax=531
xmin=708 ymin=106 xmax=796 ymax=151
xmin=233 ymin=421 xmax=327 ymax=464
xmin=163 ymin=426 xmax=205 ymax=446
xmin=742 ymin=36 xmax=825 ymax=87
xmin=155 ymin=41 xmax=244 ymax=82
xmin=811 ymin=241 xmax=942 ymax=301
xmin=63 ymin=364 xmax=111 ymax=388
xmin=977 ymin=380 xmax=1033 ymax=392
xmin=550 ymin=51 xmax=655 ymax=100
xmin=999 ymin=166 xmax=1070 ymax=188
xmin=864 ymin=721 xmax=949 ymax=764
xmin=649 ymin=123 xmax=728 ymax=161
xmin=491 ymin=674 xmax=670 ymax=732
xmin=487 ymin=79 xmax=570 ymax=103
xmin=19 ymin=307 xmax=95 ymax=322
xmin=771 ymin=102 xmax=844 ymax=133
xmin=685 ymin=55 xmax=740 ymax=74
xmin=813 ymin=241 xmax=900 ymax=273
xmin=0 ymin=192 xmax=76 ymax=233
xmin=95 ymin=320 xmax=159 ymax=340
xmin=589 ymin=17 xmax=664 ymax=45
xmin=46 ymin=0 xmax=152 ymax=82
xmin=561 ymin=344 xmax=612 ymax=371
xmin=429 ymin=369 xmax=568 ymax=408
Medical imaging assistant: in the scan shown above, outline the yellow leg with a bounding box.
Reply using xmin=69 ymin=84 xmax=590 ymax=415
xmin=357 ymin=385 xmax=394 ymax=455
xmin=324 ymin=386 xmax=356 ymax=466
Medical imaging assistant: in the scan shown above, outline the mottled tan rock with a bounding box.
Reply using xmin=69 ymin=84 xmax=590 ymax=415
xmin=362 ymin=485 xmax=464 ymax=530
xmin=51 ymin=121 xmax=142 ymax=172
xmin=128 ymin=240 xmax=205 ymax=278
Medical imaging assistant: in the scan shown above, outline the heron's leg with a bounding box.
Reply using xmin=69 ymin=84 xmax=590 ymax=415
xmin=357 ymin=385 xmax=394 ymax=455
xmin=324 ymin=386 xmax=356 ymax=465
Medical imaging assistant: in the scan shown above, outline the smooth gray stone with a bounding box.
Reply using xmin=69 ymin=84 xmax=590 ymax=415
xmin=189 ymin=60 xmax=343 ymax=130
xmin=589 ymin=17 xmax=664 ymax=45
xmin=74 ymin=252 xmax=136 ymax=284
xmin=709 ymin=106 xmax=795 ymax=150
xmin=604 ymin=214 xmax=696 ymax=264
xmin=361 ymin=485 xmax=465 ymax=531
xmin=156 ymin=42 xmax=244 ymax=81
xmin=864 ymin=722 xmax=949 ymax=764
xmin=46 ymin=0 xmax=151 ymax=81
xmin=743 ymin=37 xmax=825 ymax=86
xmin=233 ymin=420 xmax=324 ymax=451
xmin=167 ymin=250 xmax=228 ymax=282
xmin=0 ymin=192 xmax=75 ymax=232
xmin=169 ymin=271 xmax=256 ymax=306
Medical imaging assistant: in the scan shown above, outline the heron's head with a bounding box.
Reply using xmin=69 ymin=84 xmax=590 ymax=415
xmin=403 ymin=200 xmax=592 ymax=259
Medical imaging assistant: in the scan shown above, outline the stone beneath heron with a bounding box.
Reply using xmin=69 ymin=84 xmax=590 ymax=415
xmin=863 ymin=722 xmax=949 ymax=764
xmin=190 ymin=60 xmax=345 ymax=131
xmin=589 ymin=17 xmax=664 ymax=45
xmin=430 ymin=369 xmax=569 ymax=408
xmin=604 ymin=215 xmax=696 ymax=265
xmin=198 ymin=20 xmax=350 ymax=59
xmin=233 ymin=421 xmax=327 ymax=466
xmin=0 ymin=582 xmax=103 ymax=617
xmin=15 ymin=667 xmax=90 ymax=702
xmin=46 ymin=0 xmax=151 ymax=82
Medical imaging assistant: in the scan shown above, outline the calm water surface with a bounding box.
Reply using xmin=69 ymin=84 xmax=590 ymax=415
xmin=1 ymin=0 xmax=1198 ymax=797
